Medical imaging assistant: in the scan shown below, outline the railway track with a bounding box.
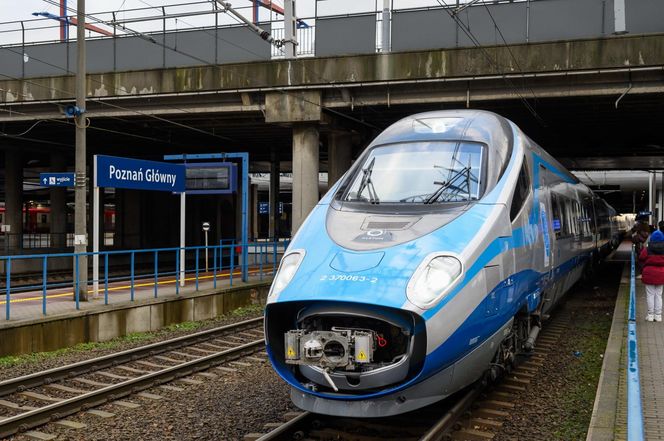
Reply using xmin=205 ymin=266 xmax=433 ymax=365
xmin=246 ymin=312 xmax=571 ymax=441
xmin=0 ymin=316 xmax=265 ymax=439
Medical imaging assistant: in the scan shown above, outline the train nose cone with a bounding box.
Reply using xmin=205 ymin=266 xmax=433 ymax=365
xmin=330 ymin=251 xmax=385 ymax=272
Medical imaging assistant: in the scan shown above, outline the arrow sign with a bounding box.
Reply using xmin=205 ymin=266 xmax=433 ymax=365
xmin=40 ymin=172 xmax=75 ymax=187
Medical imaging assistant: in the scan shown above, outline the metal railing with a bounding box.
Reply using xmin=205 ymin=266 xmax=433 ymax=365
xmin=0 ymin=239 xmax=289 ymax=321
xmin=0 ymin=233 xmax=115 ymax=252
xmin=627 ymin=245 xmax=644 ymax=440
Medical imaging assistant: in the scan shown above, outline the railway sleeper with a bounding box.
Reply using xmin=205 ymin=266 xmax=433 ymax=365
xmin=472 ymin=408 xmax=510 ymax=419
xmin=469 ymin=417 xmax=503 ymax=429
xmin=503 ymin=377 xmax=531 ymax=386
xmin=495 ymin=383 xmax=526 ymax=393
xmin=451 ymin=428 xmax=494 ymax=440
xmin=475 ymin=400 xmax=515 ymax=410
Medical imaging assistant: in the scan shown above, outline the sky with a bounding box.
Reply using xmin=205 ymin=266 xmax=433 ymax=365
xmin=0 ymin=0 xmax=445 ymax=45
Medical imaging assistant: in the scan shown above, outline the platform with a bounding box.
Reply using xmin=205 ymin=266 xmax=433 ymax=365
xmin=0 ymin=265 xmax=274 ymax=357
xmin=587 ymin=241 xmax=664 ymax=440
xmin=0 ymin=265 xmax=273 ymax=324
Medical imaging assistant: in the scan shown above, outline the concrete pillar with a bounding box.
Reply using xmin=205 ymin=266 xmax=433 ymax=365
xmin=660 ymin=172 xmax=664 ymax=226
xmin=49 ymin=153 xmax=68 ymax=249
xmin=251 ymin=183 xmax=259 ymax=239
xmin=119 ymin=190 xmax=141 ymax=249
xmin=4 ymin=151 xmax=23 ymax=252
xmin=269 ymin=149 xmax=280 ymax=239
xmin=292 ymin=124 xmax=319 ymax=235
xmin=328 ymin=132 xmax=352 ymax=189
xmin=649 ymin=171 xmax=656 ymax=227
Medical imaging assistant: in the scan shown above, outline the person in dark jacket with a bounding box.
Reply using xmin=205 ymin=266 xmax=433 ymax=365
xmin=639 ymin=229 xmax=664 ymax=322
xmin=632 ymin=217 xmax=651 ymax=256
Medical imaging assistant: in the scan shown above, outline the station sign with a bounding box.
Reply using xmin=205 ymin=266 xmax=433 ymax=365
xmin=40 ymin=172 xmax=75 ymax=187
xmin=258 ymin=202 xmax=284 ymax=215
xmin=94 ymin=155 xmax=185 ymax=192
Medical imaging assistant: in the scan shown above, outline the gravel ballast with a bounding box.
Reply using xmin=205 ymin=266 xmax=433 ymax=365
xmin=493 ymin=259 xmax=621 ymax=440
xmin=0 ymin=306 xmax=264 ymax=382
xmin=9 ymin=355 xmax=295 ymax=441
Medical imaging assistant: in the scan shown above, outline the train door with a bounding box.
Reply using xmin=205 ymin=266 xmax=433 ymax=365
xmin=538 ymin=165 xmax=556 ymax=313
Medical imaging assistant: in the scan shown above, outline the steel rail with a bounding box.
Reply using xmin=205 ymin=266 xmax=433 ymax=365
xmin=0 ymin=316 xmax=263 ymax=397
xmin=418 ymin=384 xmax=483 ymax=441
xmin=0 ymin=338 xmax=264 ymax=438
xmin=255 ymin=412 xmax=314 ymax=441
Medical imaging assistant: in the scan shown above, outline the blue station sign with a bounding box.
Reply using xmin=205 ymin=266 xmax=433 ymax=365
xmin=40 ymin=172 xmax=75 ymax=187
xmin=94 ymin=155 xmax=185 ymax=192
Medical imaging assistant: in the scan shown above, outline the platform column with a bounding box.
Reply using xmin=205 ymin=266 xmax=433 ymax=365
xmin=649 ymin=171 xmax=656 ymax=226
xmin=264 ymin=90 xmax=322 ymax=237
xmin=660 ymin=172 xmax=664 ymax=226
xmin=251 ymin=183 xmax=259 ymax=240
xmin=292 ymin=123 xmax=319 ymax=235
xmin=327 ymin=132 xmax=352 ymax=189
xmin=49 ymin=153 xmax=68 ymax=249
xmin=4 ymin=151 xmax=23 ymax=252
xmin=269 ymin=149 xmax=280 ymax=240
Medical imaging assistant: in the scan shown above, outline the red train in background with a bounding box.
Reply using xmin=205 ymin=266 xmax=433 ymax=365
xmin=0 ymin=204 xmax=115 ymax=234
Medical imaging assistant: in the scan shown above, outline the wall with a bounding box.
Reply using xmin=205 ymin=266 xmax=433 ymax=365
xmin=0 ymin=281 xmax=270 ymax=357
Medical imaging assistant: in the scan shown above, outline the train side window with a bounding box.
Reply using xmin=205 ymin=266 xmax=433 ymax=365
xmin=551 ymin=193 xmax=564 ymax=237
xmin=510 ymin=159 xmax=531 ymax=221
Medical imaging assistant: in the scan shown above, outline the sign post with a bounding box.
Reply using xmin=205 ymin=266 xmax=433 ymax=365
xmin=164 ymin=153 xmax=248 ymax=282
xmin=202 ymin=222 xmax=210 ymax=272
xmin=94 ymin=155 xmax=186 ymax=297
xmin=180 ymin=193 xmax=186 ymax=287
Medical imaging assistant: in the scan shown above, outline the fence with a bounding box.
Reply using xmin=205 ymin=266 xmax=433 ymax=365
xmin=1 ymin=0 xmax=663 ymax=79
xmin=0 ymin=239 xmax=289 ymax=321
xmin=627 ymin=245 xmax=644 ymax=440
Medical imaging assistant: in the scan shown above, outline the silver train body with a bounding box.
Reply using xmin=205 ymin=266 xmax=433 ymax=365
xmin=265 ymin=110 xmax=619 ymax=417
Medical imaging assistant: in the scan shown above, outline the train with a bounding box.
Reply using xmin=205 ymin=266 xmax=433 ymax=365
xmin=264 ymin=110 xmax=620 ymax=417
xmin=0 ymin=205 xmax=115 ymax=234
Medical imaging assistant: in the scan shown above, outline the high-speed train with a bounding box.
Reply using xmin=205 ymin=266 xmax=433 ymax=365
xmin=265 ymin=110 xmax=619 ymax=417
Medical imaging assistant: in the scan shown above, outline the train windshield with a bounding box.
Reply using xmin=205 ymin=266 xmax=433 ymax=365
xmin=341 ymin=141 xmax=484 ymax=204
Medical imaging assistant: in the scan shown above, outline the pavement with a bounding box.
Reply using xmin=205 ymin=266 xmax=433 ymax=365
xmin=587 ymin=240 xmax=664 ymax=440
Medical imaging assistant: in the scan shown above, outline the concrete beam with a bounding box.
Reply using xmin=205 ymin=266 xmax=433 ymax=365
xmin=560 ymin=156 xmax=664 ymax=170
xmin=265 ymin=91 xmax=321 ymax=123
xmin=2 ymin=34 xmax=664 ymax=105
xmin=291 ymin=124 xmax=319 ymax=235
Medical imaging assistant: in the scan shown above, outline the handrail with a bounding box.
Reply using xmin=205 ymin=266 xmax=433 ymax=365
xmin=0 ymin=240 xmax=288 ymax=320
xmin=627 ymin=244 xmax=644 ymax=440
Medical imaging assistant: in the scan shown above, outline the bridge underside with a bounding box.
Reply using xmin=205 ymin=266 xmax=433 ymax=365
xmin=0 ymin=33 xmax=663 ymax=249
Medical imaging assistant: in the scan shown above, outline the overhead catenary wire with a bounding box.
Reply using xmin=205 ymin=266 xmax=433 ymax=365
xmin=39 ymin=0 xmax=382 ymax=130
xmin=0 ymin=46 xmax=236 ymax=143
xmin=479 ymin=2 xmax=541 ymax=108
xmin=0 ymin=94 xmax=179 ymax=146
xmin=435 ymin=0 xmax=546 ymax=126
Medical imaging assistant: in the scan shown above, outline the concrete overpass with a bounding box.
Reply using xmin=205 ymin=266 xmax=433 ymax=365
xmin=1 ymin=1 xmax=664 ymax=252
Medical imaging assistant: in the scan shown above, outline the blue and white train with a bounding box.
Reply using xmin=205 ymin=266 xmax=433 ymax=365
xmin=265 ymin=110 xmax=618 ymax=417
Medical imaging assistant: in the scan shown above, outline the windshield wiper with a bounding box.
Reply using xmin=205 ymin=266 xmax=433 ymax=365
xmin=355 ymin=157 xmax=380 ymax=204
xmin=424 ymin=165 xmax=473 ymax=204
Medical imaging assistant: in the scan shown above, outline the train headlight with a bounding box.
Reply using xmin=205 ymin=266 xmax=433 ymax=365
xmin=270 ymin=250 xmax=305 ymax=297
xmin=407 ymin=255 xmax=463 ymax=309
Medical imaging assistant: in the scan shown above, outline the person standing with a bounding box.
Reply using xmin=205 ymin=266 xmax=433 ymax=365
xmin=639 ymin=229 xmax=664 ymax=322
xmin=632 ymin=216 xmax=651 ymax=256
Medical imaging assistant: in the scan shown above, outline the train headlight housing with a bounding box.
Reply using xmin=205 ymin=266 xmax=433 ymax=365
xmin=407 ymin=255 xmax=463 ymax=309
xmin=270 ymin=250 xmax=305 ymax=297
